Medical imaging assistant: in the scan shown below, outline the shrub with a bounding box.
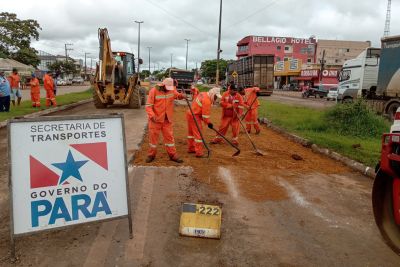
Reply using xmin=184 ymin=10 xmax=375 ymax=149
xmin=324 ymin=100 xmax=390 ymax=138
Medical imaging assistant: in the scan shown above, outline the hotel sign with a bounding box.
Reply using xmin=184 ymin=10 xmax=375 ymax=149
xmin=253 ymin=36 xmax=316 ymax=45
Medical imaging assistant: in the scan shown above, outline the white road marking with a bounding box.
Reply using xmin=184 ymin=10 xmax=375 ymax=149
xmin=218 ymin=166 xmax=239 ymax=199
xmin=277 ymin=178 xmax=336 ymax=225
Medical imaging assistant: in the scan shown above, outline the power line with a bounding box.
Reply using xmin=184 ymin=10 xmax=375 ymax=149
xmin=145 ymin=0 xmax=210 ymax=36
xmin=225 ymin=0 xmax=280 ymax=29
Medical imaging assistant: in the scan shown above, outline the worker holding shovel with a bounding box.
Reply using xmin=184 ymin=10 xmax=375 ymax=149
xmin=242 ymin=86 xmax=261 ymax=134
xmin=145 ymin=78 xmax=186 ymax=164
xmin=211 ymin=84 xmax=244 ymax=146
xmin=186 ymin=87 xmax=222 ymax=158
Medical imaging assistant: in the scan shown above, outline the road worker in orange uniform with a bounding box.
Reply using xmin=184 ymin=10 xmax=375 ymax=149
xmin=30 ymin=73 xmax=41 ymax=108
xmin=187 ymin=87 xmax=222 ymax=157
xmin=145 ymin=77 xmax=185 ymax=163
xmin=43 ymin=71 xmax=57 ymax=107
xmin=243 ymin=86 xmax=261 ymax=134
xmin=211 ymin=84 xmax=244 ymax=146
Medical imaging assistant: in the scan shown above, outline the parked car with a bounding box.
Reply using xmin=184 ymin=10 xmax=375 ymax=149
xmin=56 ymin=79 xmax=66 ymax=86
xmin=72 ymin=77 xmax=84 ymax=84
xmin=65 ymin=78 xmax=73 ymax=85
xmin=326 ymin=87 xmax=338 ymax=101
xmin=196 ymin=80 xmax=204 ymax=85
xmin=301 ymin=87 xmax=328 ymax=98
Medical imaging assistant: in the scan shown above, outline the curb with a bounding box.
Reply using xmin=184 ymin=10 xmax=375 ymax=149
xmin=259 ymin=117 xmax=376 ymax=179
xmin=0 ymin=99 xmax=93 ymax=129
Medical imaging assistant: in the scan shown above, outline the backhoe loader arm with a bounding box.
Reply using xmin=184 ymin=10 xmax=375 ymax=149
xmin=97 ymin=28 xmax=116 ymax=84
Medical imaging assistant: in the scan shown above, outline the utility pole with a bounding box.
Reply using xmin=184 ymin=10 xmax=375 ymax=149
xmin=90 ymin=58 xmax=93 ymax=71
xmin=170 ymin=53 xmax=173 ymax=68
xmin=147 ymin=46 xmax=152 ymax=74
xmin=184 ymin=39 xmax=190 ymax=70
xmin=84 ymin=52 xmax=90 ymax=80
xmin=319 ymin=49 xmax=326 ymax=88
xmin=216 ymin=0 xmax=223 ymax=85
xmin=134 ymin=20 xmax=144 ymax=75
xmin=64 ymin=43 xmax=73 ymax=62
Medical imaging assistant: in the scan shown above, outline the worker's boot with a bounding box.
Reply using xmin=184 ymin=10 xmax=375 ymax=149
xmin=232 ymin=140 xmax=239 ymax=146
xmin=255 ymin=129 xmax=261 ymax=135
xmin=145 ymin=156 xmax=155 ymax=163
xmin=170 ymin=156 xmax=183 ymax=163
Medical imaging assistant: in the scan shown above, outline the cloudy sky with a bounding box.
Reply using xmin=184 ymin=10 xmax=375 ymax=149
xmin=3 ymin=0 xmax=400 ymax=70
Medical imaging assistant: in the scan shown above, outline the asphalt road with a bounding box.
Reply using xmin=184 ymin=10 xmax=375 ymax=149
xmin=20 ymin=84 xmax=91 ymax=101
xmin=0 ymin=102 xmax=398 ymax=266
xmin=263 ymin=90 xmax=336 ymax=109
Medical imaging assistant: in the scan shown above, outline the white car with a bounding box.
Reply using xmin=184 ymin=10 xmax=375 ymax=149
xmin=56 ymin=79 xmax=66 ymax=86
xmin=196 ymin=80 xmax=204 ymax=85
xmin=326 ymin=87 xmax=338 ymax=101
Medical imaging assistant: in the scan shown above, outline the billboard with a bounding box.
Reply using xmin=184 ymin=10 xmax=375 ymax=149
xmin=9 ymin=115 xmax=131 ymax=236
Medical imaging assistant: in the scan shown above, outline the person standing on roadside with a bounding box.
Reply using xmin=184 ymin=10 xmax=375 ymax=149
xmin=242 ymin=85 xmax=261 ymax=134
xmin=8 ymin=68 xmax=22 ymax=106
xmin=30 ymin=73 xmax=41 ymax=108
xmin=0 ymin=71 xmax=11 ymax=112
xmin=145 ymin=77 xmax=186 ymax=163
xmin=43 ymin=71 xmax=57 ymax=107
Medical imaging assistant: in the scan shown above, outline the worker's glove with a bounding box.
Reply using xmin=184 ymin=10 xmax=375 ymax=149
xmin=150 ymin=117 xmax=157 ymax=123
xmin=208 ymin=123 xmax=213 ymax=129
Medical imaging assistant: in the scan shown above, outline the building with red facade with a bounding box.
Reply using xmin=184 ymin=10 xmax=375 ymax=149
xmin=236 ymin=36 xmax=317 ymax=63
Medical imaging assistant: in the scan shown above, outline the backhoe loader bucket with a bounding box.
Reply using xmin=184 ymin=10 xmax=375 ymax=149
xmin=372 ymin=169 xmax=400 ymax=254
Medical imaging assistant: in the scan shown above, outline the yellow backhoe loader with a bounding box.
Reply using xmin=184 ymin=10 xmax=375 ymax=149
xmin=93 ymin=28 xmax=145 ymax=109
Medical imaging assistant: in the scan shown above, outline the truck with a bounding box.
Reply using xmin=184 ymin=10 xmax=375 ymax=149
xmin=338 ymin=36 xmax=400 ymax=120
xmin=169 ymin=68 xmax=195 ymax=94
xmin=93 ymin=28 xmax=146 ymax=109
xmin=227 ymin=55 xmax=274 ymax=96
xmin=336 ymin=47 xmax=381 ymax=103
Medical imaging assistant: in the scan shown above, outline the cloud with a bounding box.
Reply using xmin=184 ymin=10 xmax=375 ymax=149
xmin=2 ymin=0 xmax=399 ymax=69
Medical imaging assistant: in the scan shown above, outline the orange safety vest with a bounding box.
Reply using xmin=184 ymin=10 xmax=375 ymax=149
xmin=9 ymin=73 xmax=20 ymax=89
xmin=220 ymin=91 xmax=244 ymax=117
xmin=43 ymin=74 xmax=54 ymax=91
xmin=189 ymin=92 xmax=212 ymax=124
xmin=30 ymin=78 xmax=40 ymax=93
xmin=244 ymin=87 xmax=260 ymax=109
xmin=145 ymin=85 xmax=183 ymax=123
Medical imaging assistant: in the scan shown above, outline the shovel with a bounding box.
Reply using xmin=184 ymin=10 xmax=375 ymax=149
xmin=209 ymin=127 xmax=241 ymax=157
xmin=233 ymin=108 xmax=265 ymax=156
xmin=185 ymin=98 xmax=211 ymax=158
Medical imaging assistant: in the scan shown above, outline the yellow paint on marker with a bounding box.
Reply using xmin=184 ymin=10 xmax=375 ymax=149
xmin=179 ymin=203 xmax=222 ymax=239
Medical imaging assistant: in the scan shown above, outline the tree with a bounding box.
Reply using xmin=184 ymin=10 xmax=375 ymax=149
xmin=0 ymin=12 xmax=41 ymax=67
xmin=200 ymin=59 xmax=232 ymax=81
xmin=48 ymin=61 xmax=78 ymax=75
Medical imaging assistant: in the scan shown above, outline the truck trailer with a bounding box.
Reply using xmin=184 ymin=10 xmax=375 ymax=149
xmin=169 ymin=68 xmax=195 ymax=94
xmin=227 ymin=55 xmax=274 ymax=96
xmin=362 ymin=35 xmax=400 ymax=119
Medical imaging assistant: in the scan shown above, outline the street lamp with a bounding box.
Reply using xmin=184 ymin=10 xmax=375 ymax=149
xmin=84 ymin=52 xmax=91 ymax=79
xmin=216 ymin=0 xmax=223 ymax=85
xmin=147 ymin=46 xmax=152 ymax=75
xmin=184 ymin=39 xmax=190 ymax=70
xmin=170 ymin=53 xmax=173 ymax=68
xmin=134 ymin=20 xmax=144 ymax=75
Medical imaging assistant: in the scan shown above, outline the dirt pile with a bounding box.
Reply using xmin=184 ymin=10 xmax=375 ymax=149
xmin=134 ymin=106 xmax=349 ymax=201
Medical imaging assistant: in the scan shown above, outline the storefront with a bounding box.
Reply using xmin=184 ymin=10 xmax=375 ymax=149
xmin=298 ymin=68 xmax=339 ymax=90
